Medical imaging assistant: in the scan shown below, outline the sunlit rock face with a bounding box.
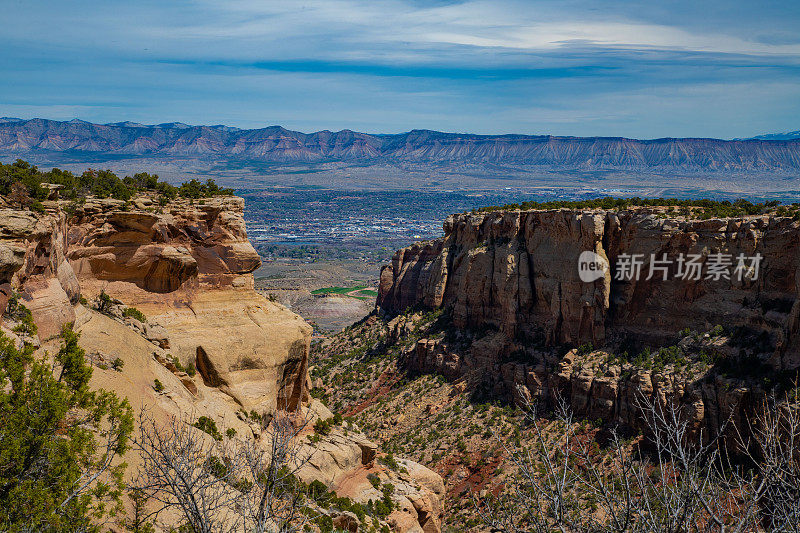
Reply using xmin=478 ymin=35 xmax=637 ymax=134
xmin=0 ymin=194 xmax=310 ymax=414
xmin=378 ymin=208 xmax=800 ymax=370
xmin=66 ymin=195 xmax=261 ymax=292
xmin=0 ymin=193 xmax=445 ymax=533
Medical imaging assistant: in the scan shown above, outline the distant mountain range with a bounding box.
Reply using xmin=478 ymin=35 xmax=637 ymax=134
xmin=747 ymin=131 xmax=800 ymax=141
xmin=1 ymin=117 xmax=799 ymax=172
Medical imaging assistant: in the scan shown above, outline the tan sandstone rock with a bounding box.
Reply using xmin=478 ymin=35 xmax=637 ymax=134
xmin=378 ymin=208 xmax=800 ymax=370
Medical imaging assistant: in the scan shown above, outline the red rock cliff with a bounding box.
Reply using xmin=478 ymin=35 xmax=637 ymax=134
xmin=378 ymin=208 xmax=800 ymax=370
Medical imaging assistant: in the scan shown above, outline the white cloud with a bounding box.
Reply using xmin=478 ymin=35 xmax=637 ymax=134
xmin=144 ymin=0 xmax=800 ymax=59
xmin=1 ymin=0 xmax=797 ymax=137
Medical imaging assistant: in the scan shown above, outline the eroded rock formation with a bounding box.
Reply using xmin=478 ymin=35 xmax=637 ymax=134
xmin=376 ymin=208 xmax=800 ymax=454
xmin=0 ymin=193 xmax=445 ymax=532
xmin=0 ymin=194 xmax=309 ymax=413
xmin=67 ymin=195 xmax=261 ymax=293
xmin=378 ymin=208 xmax=800 ymax=370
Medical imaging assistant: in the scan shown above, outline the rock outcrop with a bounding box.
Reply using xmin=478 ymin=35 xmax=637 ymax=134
xmin=404 ymin=329 xmax=771 ymax=450
xmin=378 ymin=208 xmax=800 ymax=370
xmin=0 ymin=193 xmax=445 ymax=532
xmin=0 ymin=194 xmax=310 ymax=414
xmin=375 ymin=207 xmax=800 ymax=457
xmin=67 ymin=195 xmax=261 ymax=293
xmin=0 ymin=205 xmax=79 ymax=338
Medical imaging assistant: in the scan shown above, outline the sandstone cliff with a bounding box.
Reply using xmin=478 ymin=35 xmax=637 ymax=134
xmin=0 ymin=194 xmax=309 ymax=413
xmin=378 ymin=208 xmax=800 ymax=370
xmin=67 ymin=195 xmax=310 ymax=412
xmin=376 ymin=208 xmax=800 ymax=452
xmin=0 ymin=193 xmax=444 ymax=532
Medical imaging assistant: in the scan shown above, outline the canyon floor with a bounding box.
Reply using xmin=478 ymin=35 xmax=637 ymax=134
xmin=253 ymin=259 xmax=380 ymax=334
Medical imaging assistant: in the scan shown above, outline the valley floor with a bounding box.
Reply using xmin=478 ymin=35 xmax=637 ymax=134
xmin=254 ymin=259 xmax=379 ymax=334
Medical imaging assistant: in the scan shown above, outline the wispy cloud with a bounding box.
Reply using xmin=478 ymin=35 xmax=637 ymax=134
xmin=0 ymin=0 xmax=798 ymax=137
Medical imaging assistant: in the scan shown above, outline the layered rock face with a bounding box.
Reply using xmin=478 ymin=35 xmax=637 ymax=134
xmin=0 ymin=206 xmax=79 ymax=338
xmin=0 ymin=194 xmax=308 ymax=413
xmin=64 ymin=195 xmax=307 ymax=412
xmin=378 ymin=208 xmax=800 ymax=450
xmin=378 ymin=208 xmax=800 ymax=370
xmin=67 ymin=195 xmax=261 ymax=293
xmin=0 ymin=194 xmax=445 ymax=532
xmin=404 ymin=328 xmax=764 ymax=449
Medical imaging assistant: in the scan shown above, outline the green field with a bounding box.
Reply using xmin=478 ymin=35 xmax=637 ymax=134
xmin=311 ymin=285 xmax=367 ymax=296
xmin=354 ymin=289 xmax=378 ymax=297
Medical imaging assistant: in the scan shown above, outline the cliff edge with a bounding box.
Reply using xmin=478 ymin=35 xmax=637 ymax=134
xmin=0 ymin=194 xmax=310 ymax=412
xmin=0 ymin=191 xmax=444 ymax=532
xmin=378 ymin=207 xmax=800 ymax=371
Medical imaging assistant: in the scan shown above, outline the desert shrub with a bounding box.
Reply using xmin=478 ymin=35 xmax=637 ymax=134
xmin=314 ymin=418 xmax=334 ymax=436
xmin=122 ymin=307 xmax=146 ymax=322
xmin=308 ymin=479 xmax=332 ymax=504
xmin=168 ymin=356 xmax=188 ymax=374
xmin=378 ymin=453 xmax=401 ymax=472
xmin=367 ymin=473 xmax=381 ymax=489
xmin=576 ymin=342 xmax=594 ymax=356
xmin=153 ymin=379 xmax=164 ymax=392
xmin=96 ymin=290 xmax=113 ymax=314
xmin=7 ymin=297 xmax=37 ymax=336
xmin=193 ymin=416 xmax=223 ymax=441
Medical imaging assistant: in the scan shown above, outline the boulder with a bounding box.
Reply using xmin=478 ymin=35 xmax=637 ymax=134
xmin=332 ymin=511 xmax=359 ymax=532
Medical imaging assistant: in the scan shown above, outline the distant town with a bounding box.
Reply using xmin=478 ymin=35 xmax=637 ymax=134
xmin=239 ymin=186 xmax=638 ymax=263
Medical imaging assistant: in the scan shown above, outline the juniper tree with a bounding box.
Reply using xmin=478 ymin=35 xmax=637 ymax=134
xmin=0 ymin=326 xmax=133 ymax=531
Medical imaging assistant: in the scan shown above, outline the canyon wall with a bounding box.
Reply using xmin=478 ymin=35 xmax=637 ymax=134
xmin=377 ymin=208 xmax=800 ymax=450
xmin=0 ymin=194 xmax=310 ymax=413
xmin=378 ymin=208 xmax=800 ymax=370
xmin=0 ymin=194 xmax=445 ymax=532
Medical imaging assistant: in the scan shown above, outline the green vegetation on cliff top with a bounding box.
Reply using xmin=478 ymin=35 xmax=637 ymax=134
xmin=0 ymin=158 xmax=233 ymax=204
xmin=477 ymin=196 xmax=800 ymax=220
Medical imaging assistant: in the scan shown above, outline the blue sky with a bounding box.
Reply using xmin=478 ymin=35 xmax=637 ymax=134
xmin=1 ymin=0 xmax=798 ymax=138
